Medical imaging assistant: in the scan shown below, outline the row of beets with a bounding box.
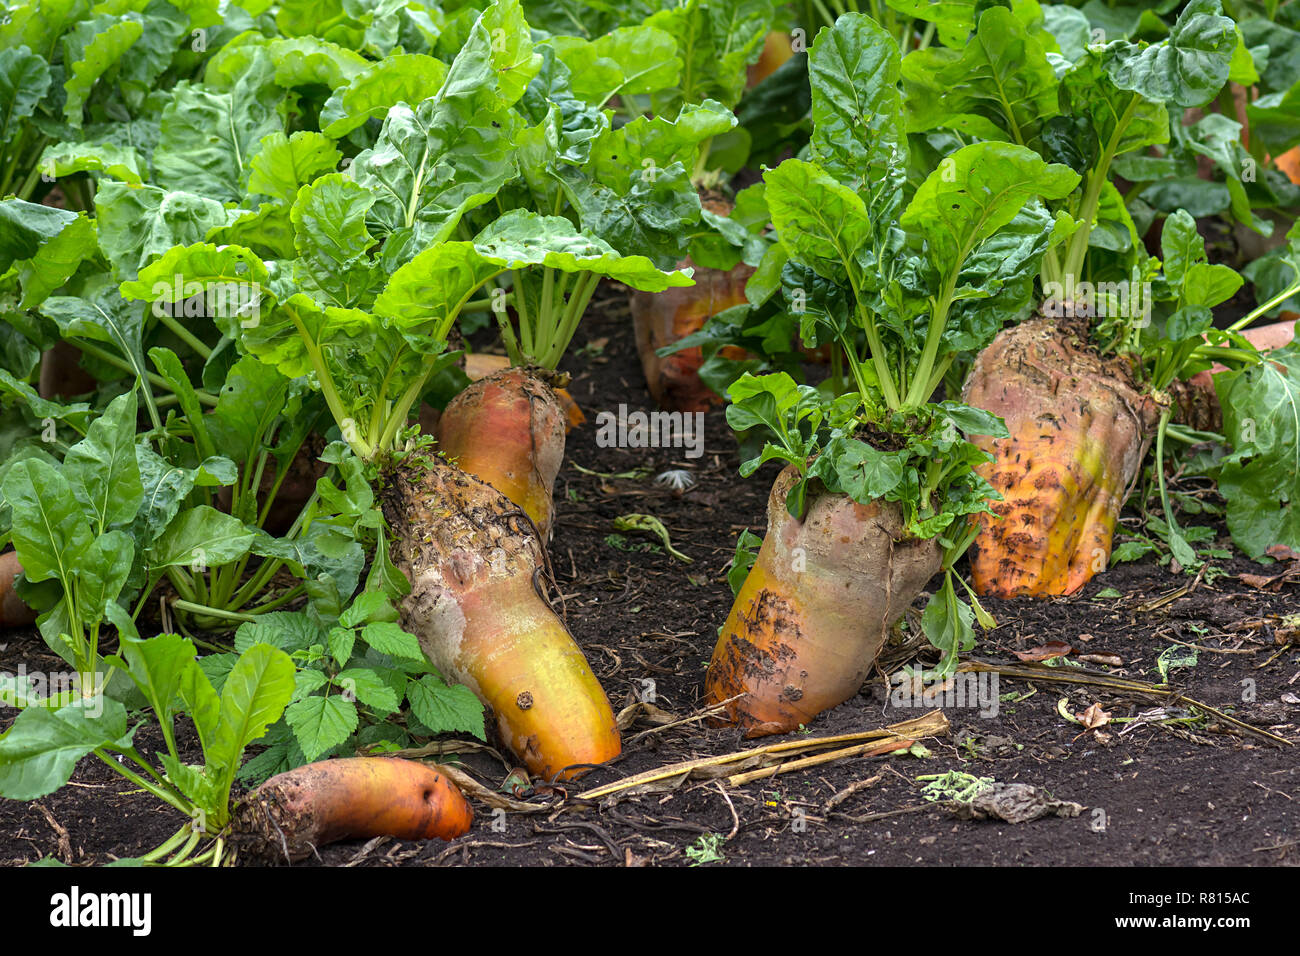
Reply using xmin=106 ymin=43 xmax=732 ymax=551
xmin=2 ymin=0 xmax=1300 ymax=864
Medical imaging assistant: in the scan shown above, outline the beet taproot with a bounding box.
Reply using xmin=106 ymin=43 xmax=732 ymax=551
xmin=705 ymin=465 xmax=941 ymax=737
xmin=232 ymin=757 xmax=471 ymax=864
xmin=747 ymin=31 xmax=795 ymax=87
xmin=963 ymin=318 xmax=1165 ymax=598
xmin=0 ymin=552 xmax=36 ymax=629
xmin=435 ymin=366 xmax=567 ymax=538
xmin=630 ymin=194 xmax=753 ymax=413
xmin=382 ymin=456 xmax=620 ymax=779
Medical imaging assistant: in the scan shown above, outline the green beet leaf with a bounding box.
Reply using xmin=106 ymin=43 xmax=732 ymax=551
xmin=763 ymin=158 xmax=872 ymax=281
xmin=62 ymin=14 xmax=144 ymax=127
xmin=902 ymin=6 xmax=1059 ymax=149
xmin=148 ymin=505 xmax=256 ymax=570
xmin=153 ymin=62 xmax=284 ymax=203
xmin=246 ymin=131 xmax=342 ymax=207
xmin=1 ymin=458 xmax=94 ymax=589
xmin=207 ymin=643 xmax=295 ymax=798
xmin=1103 ymin=0 xmax=1237 ymax=109
xmin=0 ymin=697 xmax=131 ymax=801
xmin=349 ymin=98 xmax=522 ymax=261
xmin=548 ymin=24 xmax=681 ymax=106
xmin=901 ymin=142 xmax=1079 ymax=281
xmin=1216 ymin=343 xmax=1300 ymax=557
xmin=0 ymin=46 xmax=50 ymax=147
xmin=289 ymin=173 xmax=382 ymax=309
xmin=319 ymin=52 xmax=448 ymax=138
xmin=811 ymin=12 xmax=908 ymax=197
xmin=94 ymin=182 xmax=243 ymax=281
xmin=62 ymin=390 xmax=143 ymax=534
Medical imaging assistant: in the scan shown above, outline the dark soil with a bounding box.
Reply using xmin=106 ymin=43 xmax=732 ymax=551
xmin=2 ymin=287 xmax=1298 ymax=868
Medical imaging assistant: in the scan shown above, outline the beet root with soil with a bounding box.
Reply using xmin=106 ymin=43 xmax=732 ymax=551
xmin=964 ymin=318 xmax=1166 ymax=599
xmin=382 ymin=456 xmax=621 ymax=781
xmin=705 ymin=465 xmax=942 ymax=736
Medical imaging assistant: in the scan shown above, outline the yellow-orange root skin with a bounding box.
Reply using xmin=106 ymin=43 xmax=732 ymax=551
xmin=384 ymin=459 xmax=620 ymax=781
xmin=747 ymin=31 xmax=795 ymax=87
xmin=236 ymin=757 xmax=472 ymax=863
xmin=464 ymin=353 xmax=584 ymax=431
xmin=630 ymin=260 xmax=752 ymax=413
xmin=705 ymin=467 xmax=941 ymax=737
xmin=964 ymin=318 xmax=1164 ymax=599
xmin=1276 ymin=146 xmax=1300 ymax=185
xmin=436 ymin=366 xmax=565 ymax=537
xmin=0 ymin=552 xmax=36 ymax=629
xmin=455 ymin=573 xmax=621 ymax=780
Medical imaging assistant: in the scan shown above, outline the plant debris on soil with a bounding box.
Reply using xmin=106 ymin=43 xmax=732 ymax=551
xmin=2 ymin=287 xmax=1298 ymax=868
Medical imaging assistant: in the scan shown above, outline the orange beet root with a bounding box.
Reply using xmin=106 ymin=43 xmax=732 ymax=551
xmin=629 ymin=192 xmax=752 ymax=413
xmin=0 ymin=552 xmax=36 ymax=629
xmin=1275 ymin=146 xmax=1300 ymax=185
xmin=464 ymin=353 xmax=584 ymax=430
xmin=383 ymin=457 xmax=620 ymax=780
xmin=747 ymin=31 xmax=795 ymax=87
xmin=705 ymin=466 xmax=941 ymax=737
xmin=233 ymin=757 xmax=471 ymax=863
xmin=630 ymin=260 xmax=752 ymax=413
xmin=963 ymin=318 xmax=1165 ymax=599
xmin=436 ymin=366 xmax=567 ymax=537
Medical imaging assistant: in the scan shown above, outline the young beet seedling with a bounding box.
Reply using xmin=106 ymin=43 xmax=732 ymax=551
xmin=0 ymin=636 xmax=295 ymax=865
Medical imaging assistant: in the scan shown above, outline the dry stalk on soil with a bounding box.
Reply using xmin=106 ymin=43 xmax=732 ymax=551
xmin=574 ymin=710 xmax=950 ymax=802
